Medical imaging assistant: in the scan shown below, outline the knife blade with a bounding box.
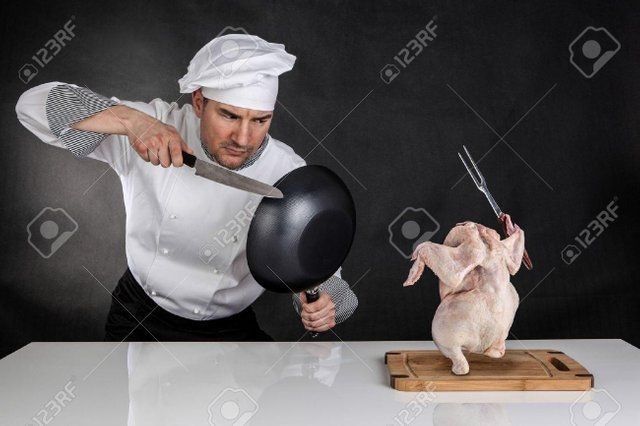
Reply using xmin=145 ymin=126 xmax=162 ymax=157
xmin=182 ymin=151 xmax=283 ymax=199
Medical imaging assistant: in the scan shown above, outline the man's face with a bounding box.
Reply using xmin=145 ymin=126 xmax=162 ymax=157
xmin=192 ymin=89 xmax=273 ymax=169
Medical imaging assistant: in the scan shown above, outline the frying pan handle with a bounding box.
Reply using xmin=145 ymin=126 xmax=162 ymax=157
xmin=305 ymin=287 xmax=321 ymax=338
xmin=182 ymin=151 xmax=197 ymax=168
xmin=305 ymin=287 xmax=321 ymax=303
xmin=498 ymin=213 xmax=533 ymax=270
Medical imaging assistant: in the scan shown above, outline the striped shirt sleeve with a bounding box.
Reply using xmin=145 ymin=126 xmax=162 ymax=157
xmin=292 ymin=275 xmax=359 ymax=324
xmin=45 ymin=84 xmax=118 ymax=157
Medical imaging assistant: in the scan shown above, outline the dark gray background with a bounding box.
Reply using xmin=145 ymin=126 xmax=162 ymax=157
xmin=2 ymin=0 xmax=639 ymax=358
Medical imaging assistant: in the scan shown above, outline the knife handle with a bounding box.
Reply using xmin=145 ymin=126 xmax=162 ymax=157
xmin=498 ymin=213 xmax=533 ymax=270
xmin=182 ymin=151 xmax=197 ymax=168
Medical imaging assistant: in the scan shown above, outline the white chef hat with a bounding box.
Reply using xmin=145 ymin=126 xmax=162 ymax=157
xmin=178 ymin=33 xmax=296 ymax=111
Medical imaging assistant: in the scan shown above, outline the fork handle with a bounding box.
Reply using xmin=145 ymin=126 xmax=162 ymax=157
xmin=498 ymin=213 xmax=533 ymax=270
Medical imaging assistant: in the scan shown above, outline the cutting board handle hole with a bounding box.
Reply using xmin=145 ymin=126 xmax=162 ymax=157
xmin=549 ymin=357 xmax=569 ymax=371
xmin=547 ymin=351 xmax=564 ymax=354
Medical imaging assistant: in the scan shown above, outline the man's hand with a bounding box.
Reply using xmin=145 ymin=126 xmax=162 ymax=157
xmin=123 ymin=107 xmax=194 ymax=167
xmin=71 ymin=104 xmax=194 ymax=167
xmin=299 ymin=291 xmax=336 ymax=332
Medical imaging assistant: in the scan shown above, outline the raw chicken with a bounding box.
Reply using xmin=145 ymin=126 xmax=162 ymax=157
xmin=402 ymin=214 xmax=525 ymax=375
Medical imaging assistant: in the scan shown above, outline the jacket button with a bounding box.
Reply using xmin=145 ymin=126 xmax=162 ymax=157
xmin=161 ymin=248 xmax=169 ymax=254
xmin=193 ymin=308 xmax=200 ymax=314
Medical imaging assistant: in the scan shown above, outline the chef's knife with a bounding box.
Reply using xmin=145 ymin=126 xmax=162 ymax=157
xmin=182 ymin=151 xmax=283 ymax=199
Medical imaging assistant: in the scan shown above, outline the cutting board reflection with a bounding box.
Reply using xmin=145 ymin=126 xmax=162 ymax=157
xmin=385 ymin=349 xmax=593 ymax=391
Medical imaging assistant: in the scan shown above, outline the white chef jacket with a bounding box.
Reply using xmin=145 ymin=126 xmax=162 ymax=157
xmin=16 ymin=82 xmax=345 ymax=321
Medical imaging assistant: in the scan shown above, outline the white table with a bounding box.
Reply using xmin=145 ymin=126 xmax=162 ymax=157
xmin=1 ymin=339 xmax=638 ymax=425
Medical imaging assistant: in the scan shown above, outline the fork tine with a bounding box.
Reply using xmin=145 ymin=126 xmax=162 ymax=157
xmin=458 ymin=151 xmax=482 ymax=189
xmin=462 ymin=145 xmax=485 ymax=186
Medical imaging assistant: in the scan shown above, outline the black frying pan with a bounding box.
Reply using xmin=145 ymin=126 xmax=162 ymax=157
xmin=247 ymin=165 xmax=356 ymax=304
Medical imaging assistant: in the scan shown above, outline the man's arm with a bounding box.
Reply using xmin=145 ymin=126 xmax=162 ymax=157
xmin=16 ymin=82 xmax=117 ymax=156
xmin=70 ymin=100 xmax=193 ymax=167
xmin=16 ymin=82 xmax=192 ymax=167
xmin=292 ymin=272 xmax=359 ymax=331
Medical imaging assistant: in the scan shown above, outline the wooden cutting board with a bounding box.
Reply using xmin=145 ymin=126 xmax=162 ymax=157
xmin=385 ymin=349 xmax=593 ymax=391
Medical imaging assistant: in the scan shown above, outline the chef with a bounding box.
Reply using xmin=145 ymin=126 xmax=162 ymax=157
xmin=15 ymin=34 xmax=358 ymax=342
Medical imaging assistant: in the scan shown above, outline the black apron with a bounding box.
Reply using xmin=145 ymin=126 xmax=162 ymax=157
xmin=104 ymin=268 xmax=273 ymax=342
